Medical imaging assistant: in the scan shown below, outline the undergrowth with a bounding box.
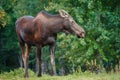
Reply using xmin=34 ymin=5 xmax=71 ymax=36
xmin=0 ymin=68 xmax=120 ymax=80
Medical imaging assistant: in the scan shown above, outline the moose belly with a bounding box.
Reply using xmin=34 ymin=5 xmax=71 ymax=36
xmin=26 ymin=37 xmax=56 ymax=46
xmin=42 ymin=37 xmax=56 ymax=46
xmin=20 ymin=30 xmax=56 ymax=46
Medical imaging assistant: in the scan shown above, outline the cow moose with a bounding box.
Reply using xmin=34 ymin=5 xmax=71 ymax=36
xmin=15 ymin=10 xmax=85 ymax=77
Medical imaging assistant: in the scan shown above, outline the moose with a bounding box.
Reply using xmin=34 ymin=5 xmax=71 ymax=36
xmin=15 ymin=10 xmax=85 ymax=77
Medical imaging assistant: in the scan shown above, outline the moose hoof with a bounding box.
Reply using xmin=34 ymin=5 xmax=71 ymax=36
xmin=53 ymin=73 xmax=57 ymax=76
xmin=38 ymin=74 xmax=42 ymax=77
xmin=24 ymin=74 xmax=29 ymax=78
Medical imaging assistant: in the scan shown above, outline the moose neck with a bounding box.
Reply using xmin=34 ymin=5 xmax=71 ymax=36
xmin=46 ymin=16 xmax=64 ymax=34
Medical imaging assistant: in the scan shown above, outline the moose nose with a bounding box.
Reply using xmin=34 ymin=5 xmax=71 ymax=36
xmin=80 ymin=32 xmax=85 ymax=38
xmin=77 ymin=33 xmax=84 ymax=38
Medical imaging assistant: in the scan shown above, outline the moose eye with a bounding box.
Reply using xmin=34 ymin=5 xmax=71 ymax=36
xmin=71 ymin=21 xmax=75 ymax=25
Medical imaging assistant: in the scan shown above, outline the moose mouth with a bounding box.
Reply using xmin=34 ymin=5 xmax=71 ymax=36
xmin=63 ymin=30 xmax=85 ymax=38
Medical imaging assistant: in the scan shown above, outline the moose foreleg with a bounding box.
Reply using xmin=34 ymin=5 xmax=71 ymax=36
xmin=50 ymin=43 xmax=57 ymax=75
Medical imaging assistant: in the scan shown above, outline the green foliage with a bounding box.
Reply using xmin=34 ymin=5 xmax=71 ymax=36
xmin=0 ymin=0 xmax=120 ymax=74
xmin=0 ymin=68 xmax=120 ymax=80
xmin=0 ymin=68 xmax=36 ymax=79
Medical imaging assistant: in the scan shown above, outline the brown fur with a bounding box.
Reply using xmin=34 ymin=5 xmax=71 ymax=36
xmin=16 ymin=10 xmax=85 ymax=77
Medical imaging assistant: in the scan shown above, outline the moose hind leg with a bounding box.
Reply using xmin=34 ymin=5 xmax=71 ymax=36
xmin=19 ymin=42 xmax=25 ymax=67
xmin=24 ymin=44 xmax=31 ymax=78
xmin=36 ymin=45 xmax=42 ymax=77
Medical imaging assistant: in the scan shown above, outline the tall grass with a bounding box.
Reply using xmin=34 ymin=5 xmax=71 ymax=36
xmin=0 ymin=68 xmax=120 ymax=80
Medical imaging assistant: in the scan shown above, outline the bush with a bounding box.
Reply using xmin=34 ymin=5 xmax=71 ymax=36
xmin=0 ymin=68 xmax=36 ymax=79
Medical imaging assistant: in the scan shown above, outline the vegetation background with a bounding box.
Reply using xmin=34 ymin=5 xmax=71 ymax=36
xmin=0 ymin=0 xmax=120 ymax=79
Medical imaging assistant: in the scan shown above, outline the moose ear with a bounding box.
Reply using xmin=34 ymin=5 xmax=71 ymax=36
xmin=59 ymin=10 xmax=69 ymax=18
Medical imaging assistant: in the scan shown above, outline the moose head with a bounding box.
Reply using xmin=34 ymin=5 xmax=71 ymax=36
xmin=59 ymin=10 xmax=85 ymax=38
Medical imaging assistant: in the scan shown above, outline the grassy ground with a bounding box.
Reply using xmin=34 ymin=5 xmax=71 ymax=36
xmin=0 ymin=68 xmax=120 ymax=80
